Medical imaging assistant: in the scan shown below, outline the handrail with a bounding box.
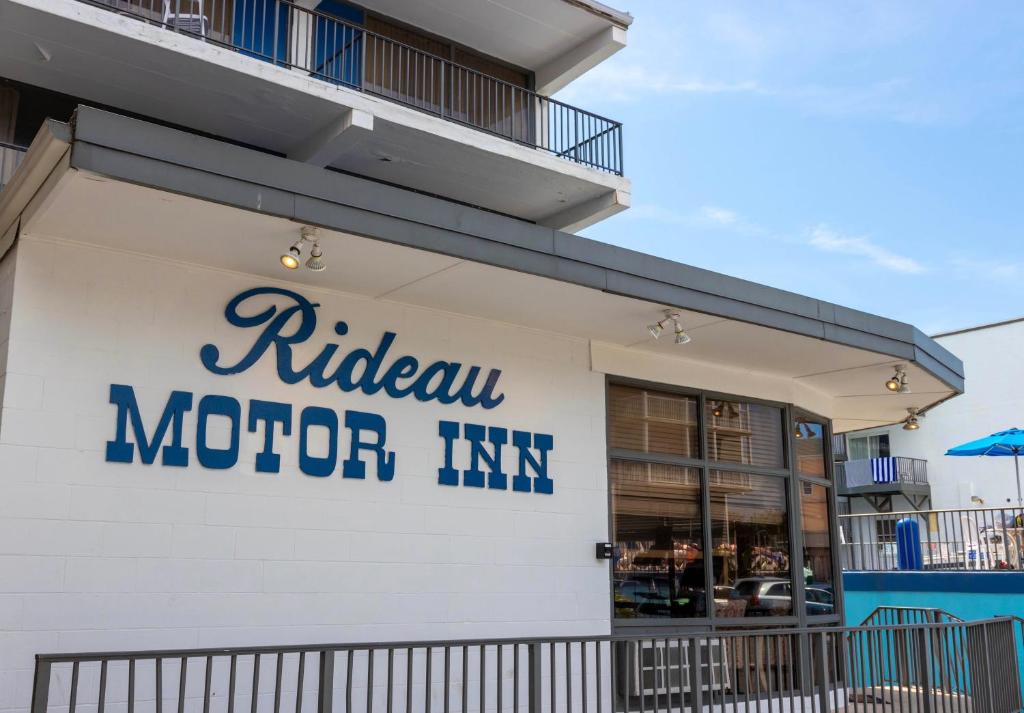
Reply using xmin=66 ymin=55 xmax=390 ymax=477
xmin=33 ymin=618 xmax=1015 ymax=663
xmin=859 ymin=606 xmax=965 ymax=626
xmin=840 ymin=504 xmax=1022 ymax=519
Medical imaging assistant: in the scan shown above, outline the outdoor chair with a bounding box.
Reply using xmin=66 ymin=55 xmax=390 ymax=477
xmin=162 ymin=0 xmax=208 ymax=37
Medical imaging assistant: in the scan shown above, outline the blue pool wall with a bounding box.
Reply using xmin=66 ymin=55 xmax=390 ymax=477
xmin=844 ymin=571 xmax=1024 ymax=623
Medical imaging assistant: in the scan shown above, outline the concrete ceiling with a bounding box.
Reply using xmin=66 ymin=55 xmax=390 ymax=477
xmin=20 ymin=171 xmax=959 ymax=433
xmin=349 ymin=0 xmax=630 ymax=70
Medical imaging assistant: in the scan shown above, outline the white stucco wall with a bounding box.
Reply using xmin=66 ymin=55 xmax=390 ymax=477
xmin=848 ymin=321 xmax=1024 ymax=510
xmin=0 ymin=237 xmax=611 ymax=713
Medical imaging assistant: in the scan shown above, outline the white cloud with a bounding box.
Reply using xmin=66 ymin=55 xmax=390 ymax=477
xmin=699 ymin=206 xmax=739 ymax=225
xmin=556 ymin=64 xmax=761 ymax=103
xmin=809 ymin=225 xmax=926 ymax=274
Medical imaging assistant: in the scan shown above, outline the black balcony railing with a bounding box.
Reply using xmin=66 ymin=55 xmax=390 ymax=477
xmin=0 ymin=142 xmax=28 ymax=193
xmin=29 ymin=619 xmax=1024 ymax=713
xmin=79 ymin=0 xmax=624 ymax=175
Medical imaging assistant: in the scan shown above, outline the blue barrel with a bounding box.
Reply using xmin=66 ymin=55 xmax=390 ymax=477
xmin=896 ymin=518 xmax=923 ymax=570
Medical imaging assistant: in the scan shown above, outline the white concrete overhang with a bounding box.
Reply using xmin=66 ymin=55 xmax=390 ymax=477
xmin=0 ymin=109 xmax=964 ymax=434
xmin=313 ymin=0 xmax=632 ymax=94
xmin=0 ymin=0 xmax=629 ymax=231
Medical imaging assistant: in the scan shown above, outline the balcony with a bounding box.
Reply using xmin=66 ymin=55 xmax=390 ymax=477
xmin=0 ymin=0 xmax=629 ymax=228
xmin=837 ymin=456 xmax=930 ymax=511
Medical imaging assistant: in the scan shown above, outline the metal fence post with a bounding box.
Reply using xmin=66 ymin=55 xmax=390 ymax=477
xmin=914 ymin=628 xmax=934 ymax=713
xmin=318 ymin=650 xmax=335 ymax=713
xmin=812 ymin=633 xmax=831 ymax=713
xmin=30 ymin=658 xmax=51 ymax=713
xmin=527 ymin=643 xmax=542 ymax=713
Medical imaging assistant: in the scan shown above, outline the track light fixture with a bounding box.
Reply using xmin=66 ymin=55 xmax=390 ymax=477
xmin=305 ymin=242 xmax=326 ymax=272
xmin=885 ymin=365 xmax=910 ymax=393
xmin=280 ymin=227 xmax=325 ymax=272
xmin=648 ymin=310 xmax=691 ymax=344
xmin=903 ymin=407 xmax=921 ymax=431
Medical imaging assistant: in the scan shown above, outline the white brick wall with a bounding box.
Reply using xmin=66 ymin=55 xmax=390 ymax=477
xmin=0 ymin=237 xmax=611 ymax=713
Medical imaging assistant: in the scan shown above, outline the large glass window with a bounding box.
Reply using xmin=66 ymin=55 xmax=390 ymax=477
xmin=611 ymin=460 xmax=706 ymax=619
xmin=706 ymin=399 xmax=784 ymax=468
xmin=794 ymin=415 xmax=836 ymax=617
xmin=609 ymin=384 xmax=839 ymax=624
xmin=710 ymin=471 xmax=791 ymax=616
xmin=794 ymin=420 xmax=827 ymax=478
xmin=608 ymin=385 xmax=699 ymax=457
xmin=800 ymin=482 xmax=835 ymax=616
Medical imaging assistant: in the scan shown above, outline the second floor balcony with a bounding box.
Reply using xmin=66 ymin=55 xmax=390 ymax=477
xmin=0 ymin=0 xmax=630 ymax=227
xmin=836 ymin=456 xmax=930 ymax=512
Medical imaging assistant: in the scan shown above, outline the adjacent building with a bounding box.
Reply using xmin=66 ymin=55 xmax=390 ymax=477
xmin=0 ymin=2 xmax=966 ymax=712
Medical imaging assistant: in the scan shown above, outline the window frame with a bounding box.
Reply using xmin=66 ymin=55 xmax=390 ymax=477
xmin=606 ymin=377 xmax=842 ymax=631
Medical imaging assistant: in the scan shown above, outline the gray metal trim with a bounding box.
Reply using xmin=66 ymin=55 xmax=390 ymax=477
xmin=64 ymin=106 xmax=963 ymax=392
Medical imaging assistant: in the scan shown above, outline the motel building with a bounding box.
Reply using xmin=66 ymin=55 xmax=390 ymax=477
xmin=2 ymin=2 xmax=1010 ymax=713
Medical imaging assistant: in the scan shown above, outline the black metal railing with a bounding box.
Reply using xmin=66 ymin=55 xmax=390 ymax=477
xmin=841 ymin=456 xmax=928 ymax=489
xmin=840 ymin=505 xmax=1024 ymax=571
xmin=79 ymin=0 xmax=624 ymax=175
xmin=29 ymin=619 xmax=1024 ymax=713
xmin=859 ymin=606 xmax=965 ymax=626
xmin=0 ymin=141 xmax=28 ymax=193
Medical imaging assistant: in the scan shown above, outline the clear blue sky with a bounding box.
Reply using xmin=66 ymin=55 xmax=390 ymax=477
xmin=559 ymin=2 xmax=1024 ymax=334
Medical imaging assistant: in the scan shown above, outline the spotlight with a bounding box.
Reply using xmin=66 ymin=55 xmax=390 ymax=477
xmin=280 ymin=240 xmax=302 ymax=270
xmin=903 ymin=407 xmax=921 ymax=431
xmin=672 ymin=318 xmax=692 ymax=345
xmin=280 ymin=227 xmax=323 ymax=271
xmin=712 ymin=402 xmax=723 ymax=418
xmin=647 ymin=310 xmax=676 ymax=339
xmin=886 ymin=365 xmax=910 ymax=393
xmin=305 ymin=243 xmax=326 ymax=272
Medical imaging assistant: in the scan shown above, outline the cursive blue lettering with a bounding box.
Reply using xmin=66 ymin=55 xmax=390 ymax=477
xmin=201 ymin=287 xmax=505 ymax=410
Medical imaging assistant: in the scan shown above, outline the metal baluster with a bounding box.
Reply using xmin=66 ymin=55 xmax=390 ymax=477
xmin=296 ymin=652 xmax=306 ymax=713
xmin=480 ymin=646 xmax=486 ymax=713
xmin=228 ymin=656 xmax=237 ymax=713
xmin=69 ymin=662 xmax=79 ymax=713
xmin=98 ymin=660 xmax=108 ymax=713
xmin=251 ymin=655 xmax=260 ymax=713
xmin=203 ymin=657 xmax=212 ymax=713
xmin=275 ymin=654 xmax=284 ymax=713
xmin=345 ymin=651 xmax=353 ymax=713
xmin=387 ymin=649 xmax=394 ymax=713
xmin=549 ymin=643 xmax=555 ymax=713
xmin=425 ymin=648 xmax=432 ymax=713
xmin=405 ymin=649 xmax=413 ymax=713
xmin=367 ymin=650 xmax=375 ymax=713
xmin=460 ymin=646 xmax=470 ymax=713
xmin=496 ymin=645 xmax=502 ymax=713
xmin=129 ymin=659 xmax=137 ymax=713
xmin=444 ymin=647 xmax=450 ymax=713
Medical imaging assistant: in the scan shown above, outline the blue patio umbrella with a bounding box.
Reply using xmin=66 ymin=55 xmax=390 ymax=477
xmin=946 ymin=428 xmax=1024 ymax=506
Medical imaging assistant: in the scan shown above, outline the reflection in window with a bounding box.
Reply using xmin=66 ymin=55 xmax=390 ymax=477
xmin=800 ymin=482 xmax=835 ymax=616
xmin=706 ymin=400 xmax=784 ymax=468
xmin=710 ymin=471 xmax=791 ymax=616
xmin=794 ymin=419 xmax=828 ymax=478
xmin=608 ymin=385 xmax=699 ymax=457
xmin=611 ymin=460 xmax=706 ymax=619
